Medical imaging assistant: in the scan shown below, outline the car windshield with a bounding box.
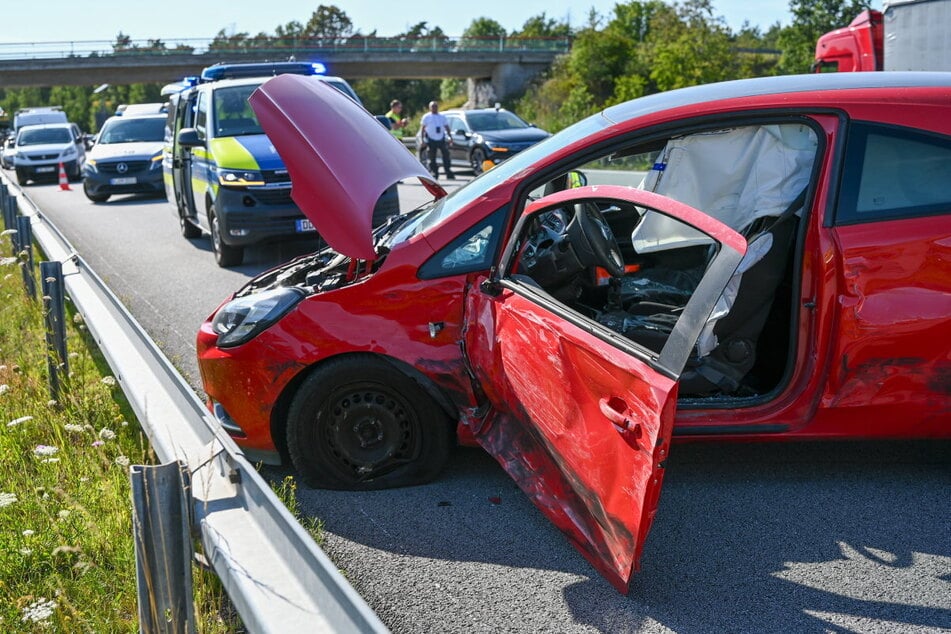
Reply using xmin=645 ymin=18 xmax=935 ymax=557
xmin=466 ymin=111 xmax=531 ymax=131
xmin=18 ymin=128 xmax=72 ymax=145
xmin=98 ymin=118 xmax=166 ymax=144
xmin=214 ymin=85 xmax=263 ymax=137
xmin=382 ymin=114 xmax=609 ymax=248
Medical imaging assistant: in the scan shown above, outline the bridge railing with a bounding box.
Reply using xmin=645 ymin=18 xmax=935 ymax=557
xmin=0 ymin=35 xmax=571 ymax=60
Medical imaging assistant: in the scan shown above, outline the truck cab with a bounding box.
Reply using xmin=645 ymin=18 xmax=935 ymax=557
xmin=813 ymin=9 xmax=883 ymax=72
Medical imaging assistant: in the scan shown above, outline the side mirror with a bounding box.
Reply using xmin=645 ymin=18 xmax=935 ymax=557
xmin=177 ymin=128 xmax=203 ymax=148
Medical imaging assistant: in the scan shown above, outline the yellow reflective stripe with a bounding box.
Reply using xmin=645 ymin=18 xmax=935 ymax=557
xmin=207 ymin=137 xmax=261 ymax=170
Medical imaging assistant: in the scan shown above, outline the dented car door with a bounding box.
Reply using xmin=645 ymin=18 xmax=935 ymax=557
xmin=463 ymin=186 xmax=747 ymax=592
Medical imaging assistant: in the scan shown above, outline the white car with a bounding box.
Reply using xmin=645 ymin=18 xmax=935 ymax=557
xmin=1 ymin=136 xmax=15 ymax=170
xmin=13 ymin=122 xmax=86 ymax=185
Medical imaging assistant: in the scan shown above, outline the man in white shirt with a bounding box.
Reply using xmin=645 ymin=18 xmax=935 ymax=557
xmin=420 ymin=100 xmax=454 ymax=179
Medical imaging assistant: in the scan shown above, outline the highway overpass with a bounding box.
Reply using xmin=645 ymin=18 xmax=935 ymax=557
xmin=0 ymin=36 xmax=568 ymax=103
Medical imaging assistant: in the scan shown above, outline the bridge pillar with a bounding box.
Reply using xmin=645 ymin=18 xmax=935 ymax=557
xmin=466 ymin=63 xmax=547 ymax=107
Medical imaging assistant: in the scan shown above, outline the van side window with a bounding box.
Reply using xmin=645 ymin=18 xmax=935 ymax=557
xmin=195 ymin=91 xmax=208 ymax=140
xmin=837 ymin=121 xmax=951 ymax=224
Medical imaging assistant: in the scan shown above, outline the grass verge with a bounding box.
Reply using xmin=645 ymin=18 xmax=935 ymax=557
xmin=0 ymin=230 xmax=242 ymax=632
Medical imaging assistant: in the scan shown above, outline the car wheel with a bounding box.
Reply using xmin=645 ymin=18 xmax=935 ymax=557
xmin=470 ymin=148 xmax=486 ymax=175
xmin=15 ymin=168 xmax=27 ymax=186
xmin=210 ymin=212 xmax=243 ymax=267
xmin=82 ymin=181 xmax=109 ymax=203
xmin=286 ymin=356 xmax=451 ymax=490
xmin=179 ymin=212 xmax=201 ymax=239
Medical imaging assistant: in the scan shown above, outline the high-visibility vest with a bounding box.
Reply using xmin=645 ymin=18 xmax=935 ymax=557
xmin=385 ymin=110 xmax=404 ymax=138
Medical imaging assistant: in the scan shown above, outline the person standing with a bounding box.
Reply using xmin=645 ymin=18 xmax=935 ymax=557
xmin=384 ymin=99 xmax=408 ymax=139
xmin=420 ymin=100 xmax=454 ymax=179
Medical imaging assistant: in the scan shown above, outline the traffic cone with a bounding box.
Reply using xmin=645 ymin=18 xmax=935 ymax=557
xmin=58 ymin=162 xmax=71 ymax=191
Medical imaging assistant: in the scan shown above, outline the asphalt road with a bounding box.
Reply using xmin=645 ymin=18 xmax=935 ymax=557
xmin=9 ymin=170 xmax=950 ymax=634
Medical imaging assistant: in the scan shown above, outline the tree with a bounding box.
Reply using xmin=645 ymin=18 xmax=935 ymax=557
xmin=304 ymin=5 xmax=354 ymax=46
xmin=645 ymin=0 xmax=736 ymax=91
xmin=776 ymin=0 xmax=871 ymax=74
xmin=459 ymin=17 xmax=507 ymax=50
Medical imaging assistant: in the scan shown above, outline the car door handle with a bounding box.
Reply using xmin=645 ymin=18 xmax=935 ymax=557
xmin=599 ymin=396 xmax=642 ymax=438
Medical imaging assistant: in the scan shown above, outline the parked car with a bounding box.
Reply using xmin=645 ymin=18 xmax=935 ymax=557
xmin=82 ymin=113 xmax=167 ymax=203
xmin=1 ymin=135 xmax=15 ymax=169
xmin=13 ymin=122 xmax=86 ymax=185
xmin=416 ymin=106 xmax=550 ymax=174
xmin=197 ymin=73 xmax=951 ymax=593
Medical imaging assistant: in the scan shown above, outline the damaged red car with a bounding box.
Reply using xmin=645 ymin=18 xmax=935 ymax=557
xmin=197 ymin=72 xmax=951 ymax=592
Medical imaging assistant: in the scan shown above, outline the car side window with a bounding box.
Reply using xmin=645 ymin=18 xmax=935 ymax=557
xmin=837 ymin=121 xmax=951 ymax=224
xmin=418 ymin=207 xmax=507 ymax=279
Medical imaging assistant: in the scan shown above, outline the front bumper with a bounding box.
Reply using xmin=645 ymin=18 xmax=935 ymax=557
xmin=17 ymin=159 xmax=77 ymax=181
xmin=83 ymin=161 xmax=164 ymax=196
xmin=214 ymin=185 xmax=314 ymax=247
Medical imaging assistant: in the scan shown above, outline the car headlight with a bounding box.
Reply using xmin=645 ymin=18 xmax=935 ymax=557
xmin=61 ymin=145 xmax=77 ymax=159
xmin=484 ymin=141 xmax=510 ymax=153
xmin=217 ymin=168 xmax=265 ymax=187
xmin=210 ymin=287 xmax=305 ymax=347
xmin=85 ymin=158 xmax=98 ymax=173
xmin=150 ymin=152 xmax=163 ymax=170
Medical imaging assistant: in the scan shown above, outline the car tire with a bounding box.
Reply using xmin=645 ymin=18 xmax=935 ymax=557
xmin=82 ymin=181 xmax=110 ymax=203
xmin=15 ymin=168 xmax=27 ymax=186
xmin=286 ymin=356 xmax=452 ymax=490
xmin=470 ymin=148 xmax=486 ymax=175
xmin=179 ymin=212 xmax=201 ymax=239
xmin=210 ymin=212 xmax=243 ymax=267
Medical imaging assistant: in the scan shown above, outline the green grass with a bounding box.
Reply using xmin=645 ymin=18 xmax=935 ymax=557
xmin=0 ymin=231 xmax=242 ymax=632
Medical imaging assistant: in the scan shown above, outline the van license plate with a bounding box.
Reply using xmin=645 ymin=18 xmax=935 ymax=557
xmin=110 ymin=177 xmax=136 ymax=185
xmin=296 ymin=218 xmax=315 ymax=233
xmin=36 ymin=166 xmax=56 ymax=173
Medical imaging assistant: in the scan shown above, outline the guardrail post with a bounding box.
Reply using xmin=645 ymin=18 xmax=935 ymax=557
xmin=2 ymin=190 xmax=16 ymax=241
xmin=130 ymin=461 xmax=196 ymax=634
xmin=40 ymin=261 xmax=69 ymax=400
xmin=17 ymin=216 xmax=37 ymax=300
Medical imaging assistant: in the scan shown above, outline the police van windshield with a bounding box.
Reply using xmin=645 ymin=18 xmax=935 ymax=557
xmin=214 ymin=85 xmax=263 ymax=137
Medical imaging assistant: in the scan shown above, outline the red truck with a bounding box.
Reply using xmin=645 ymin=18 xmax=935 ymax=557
xmin=814 ymin=0 xmax=951 ymax=72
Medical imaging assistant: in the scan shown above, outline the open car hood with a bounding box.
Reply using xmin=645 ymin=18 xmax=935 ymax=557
xmin=249 ymin=74 xmax=445 ymax=261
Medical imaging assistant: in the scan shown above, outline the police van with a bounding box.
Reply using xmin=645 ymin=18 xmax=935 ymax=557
xmin=164 ymin=62 xmax=360 ymax=266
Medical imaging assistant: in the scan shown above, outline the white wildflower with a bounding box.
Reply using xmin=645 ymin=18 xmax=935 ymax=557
xmin=41 ymin=458 xmax=60 ymax=464
xmin=57 ymin=510 xmax=70 ymax=520
xmin=47 ymin=400 xmax=58 ymax=408
xmin=63 ymin=424 xmax=84 ymax=433
xmin=0 ymin=256 xmax=17 ymax=266
xmin=0 ymin=384 xmax=9 ymax=395
xmin=21 ymin=598 xmax=57 ymax=624
xmin=115 ymin=455 xmax=130 ymax=467
xmin=0 ymin=492 xmax=17 ymax=508
xmin=19 ymin=548 xmax=33 ymax=555
xmin=22 ymin=529 xmax=34 ymax=536
xmin=7 ymin=415 xmax=33 ymax=427
xmin=120 ymin=420 xmax=129 ymax=427
xmin=68 ymin=351 xmax=79 ymax=359
xmin=100 ymin=376 xmax=117 ymax=386
xmin=98 ymin=428 xmax=116 ymax=441
xmin=33 ymin=445 xmax=58 ymax=457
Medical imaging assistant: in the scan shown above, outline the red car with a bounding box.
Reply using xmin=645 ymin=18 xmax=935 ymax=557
xmin=197 ymin=73 xmax=951 ymax=593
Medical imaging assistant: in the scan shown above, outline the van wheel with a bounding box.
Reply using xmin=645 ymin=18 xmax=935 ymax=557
xmin=15 ymin=169 xmax=27 ymax=186
xmin=210 ymin=213 xmax=243 ymax=267
xmin=286 ymin=357 xmax=451 ymax=490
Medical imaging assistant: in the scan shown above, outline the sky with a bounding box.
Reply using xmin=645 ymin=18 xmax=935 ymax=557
xmin=0 ymin=1 xmax=796 ymax=45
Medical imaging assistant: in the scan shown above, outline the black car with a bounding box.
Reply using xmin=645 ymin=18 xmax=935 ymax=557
xmin=82 ymin=113 xmax=167 ymax=203
xmin=417 ymin=107 xmax=550 ymax=175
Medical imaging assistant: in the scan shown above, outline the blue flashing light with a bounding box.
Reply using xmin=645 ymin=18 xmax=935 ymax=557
xmin=199 ymin=62 xmax=327 ymax=83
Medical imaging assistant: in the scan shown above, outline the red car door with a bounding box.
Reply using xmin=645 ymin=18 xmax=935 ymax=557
xmin=463 ymin=186 xmax=746 ymax=592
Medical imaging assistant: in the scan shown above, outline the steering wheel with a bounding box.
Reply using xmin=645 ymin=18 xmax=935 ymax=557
xmin=571 ymin=202 xmax=625 ymax=277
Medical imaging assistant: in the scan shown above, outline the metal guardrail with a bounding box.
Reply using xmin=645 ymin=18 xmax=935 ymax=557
xmin=2 ymin=175 xmax=389 ymax=633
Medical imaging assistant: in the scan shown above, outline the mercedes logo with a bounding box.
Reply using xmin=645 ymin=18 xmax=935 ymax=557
xmin=117 ymin=163 xmax=128 ymax=174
